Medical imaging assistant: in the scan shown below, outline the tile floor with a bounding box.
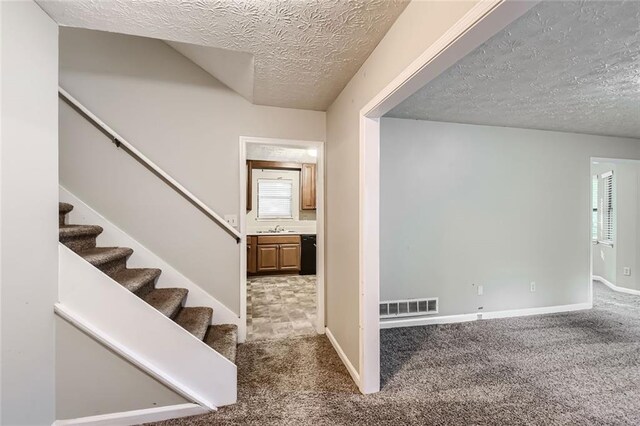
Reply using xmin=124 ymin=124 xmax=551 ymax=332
xmin=246 ymin=274 xmax=317 ymax=341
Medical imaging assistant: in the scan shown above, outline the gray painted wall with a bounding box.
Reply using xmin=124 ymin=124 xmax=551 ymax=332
xmin=0 ymin=2 xmax=58 ymax=424
xmin=326 ymin=0 xmax=478 ymax=373
xmin=59 ymin=28 xmax=325 ymax=315
xmin=55 ymin=317 xmax=186 ymax=419
xmin=380 ymin=118 xmax=640 ymax=316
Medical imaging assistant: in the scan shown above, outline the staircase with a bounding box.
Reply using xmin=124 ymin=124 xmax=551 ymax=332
xmin=59 ymin=201 xmax=237 ymax=363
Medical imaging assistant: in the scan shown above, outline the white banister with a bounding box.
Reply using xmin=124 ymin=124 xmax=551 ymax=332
xmin=58 ymin=87 xmax=242 ymax=242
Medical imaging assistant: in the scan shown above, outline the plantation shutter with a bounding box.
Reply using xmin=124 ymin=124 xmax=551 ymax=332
xmin=258 ymin=178 xmax=293 ymax=219
xmin=601 ymin=171 xmax=614 ymax=244
xmin=592 ymin=175 xmax=598 ymax=241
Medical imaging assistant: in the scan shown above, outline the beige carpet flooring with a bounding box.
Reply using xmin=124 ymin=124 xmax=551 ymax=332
xmin=150 ymin=282 xmax=640 ymax=425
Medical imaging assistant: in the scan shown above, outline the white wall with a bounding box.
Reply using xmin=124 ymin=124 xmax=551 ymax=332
xmin=326 ymin=1 xmax=478 ymax=373
xmin=56 ymin=317 xmax=187 ymax=420
xmin=380 ymin=118 xmax=640 ymax=315
xmin=0 ymin=2 xmax=58 ymax=424
xmin=59 ymin=28 xmax=325 ymax=314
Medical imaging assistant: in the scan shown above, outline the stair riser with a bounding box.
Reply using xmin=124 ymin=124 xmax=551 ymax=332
xmin=59 ymin=213 xmax=67 ymax=226
xmin=95 ymin=258 xmax=128 ymax=278
xmin=60 ymin=235 xmax=97 ymax=254
xmin=133 ymin=280 xmax=156 ymax=299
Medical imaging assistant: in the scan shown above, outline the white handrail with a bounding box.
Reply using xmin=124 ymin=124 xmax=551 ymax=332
xmin=59 ymin=87 xmax=242 ymax=242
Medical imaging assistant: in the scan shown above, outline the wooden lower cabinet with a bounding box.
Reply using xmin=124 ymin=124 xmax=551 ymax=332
xmin=279 ymin=243 xmax=301 ymax=271
xmin=247 ymin=236 xmax=257 ymax=274
xmin=249 ymin=235 xmax=301 ymax=274
xmin=257 ymin=244 xmax=279 ymax=272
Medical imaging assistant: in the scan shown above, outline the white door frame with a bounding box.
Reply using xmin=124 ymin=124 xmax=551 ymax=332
xmin=357 ymin=0 xmax=538 ymax=394
xmin=238 ymin=136 xmax=326 ymax=343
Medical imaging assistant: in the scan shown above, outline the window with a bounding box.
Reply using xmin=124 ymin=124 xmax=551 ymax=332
xmin=601 ymin=171 xmax=614 ymax=245
xmin=592 ymin=175 xmax=598 ymax=241
xmin=257 ymin=178 xmax=293 ymax=219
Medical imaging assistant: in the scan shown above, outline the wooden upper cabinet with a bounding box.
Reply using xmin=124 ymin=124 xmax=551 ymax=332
xmin=301 ymin=163 xmax=316 ymax=210
xmin=278 ymin=243 xmax=301 ymax=271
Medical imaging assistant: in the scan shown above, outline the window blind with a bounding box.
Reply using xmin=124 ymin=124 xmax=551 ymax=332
xmin=602 ymin=171 xmax=614 ymax=244
xmin=592 ymin=175 xmax=598 ymax=241
xmin=258 ymin=178 xmax=293 ymax=219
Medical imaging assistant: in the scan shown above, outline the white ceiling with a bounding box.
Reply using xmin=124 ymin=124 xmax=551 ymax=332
xmin=386 ymin=1 xmax=640 ymax=139
xmin=38 ymin=0 xmax=408 ymax=111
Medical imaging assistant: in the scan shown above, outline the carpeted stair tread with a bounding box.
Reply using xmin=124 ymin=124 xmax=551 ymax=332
xmin=112 ymin=268 xmax=161 ymax=294
xmin=142 ymin=288 xmax=188 ymax=318
xmin=175 ymin=307 xmax=213 ymax=341
xmin=204 ymin=324 xmax=237 ymax=363
xmin=59 ymin=224 xmax=103 ymax=238
xmin=78 ymin=246 xmax=133 ymax=266
xmin=59 ymin=202 xmax=74 ymax=214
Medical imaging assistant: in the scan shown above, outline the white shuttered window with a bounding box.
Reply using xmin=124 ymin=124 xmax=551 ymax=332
xmin=592 ymin=175 xmax=598 ymax=241
xmin=601 ymin=171 xmax=614 ymax=245
xmin=258 ymin=178 xmax=293 ymax=219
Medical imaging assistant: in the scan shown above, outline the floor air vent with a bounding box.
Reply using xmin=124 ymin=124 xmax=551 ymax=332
xmin=380 ymin=298 xmax=438 ymax=318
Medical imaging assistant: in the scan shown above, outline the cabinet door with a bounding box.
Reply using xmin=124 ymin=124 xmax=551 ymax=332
xmin=247 ymin=236 xmax=257 ymax=274
xmin=257 ymin=244 xmax=279 ymax=271
xmin=301 ymin=163 xmax=316 ymax=210
xmin=279 ymin=244 xmax=301 ymax=271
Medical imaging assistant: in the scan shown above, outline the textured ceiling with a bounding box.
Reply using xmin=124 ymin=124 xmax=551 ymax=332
xmin=386 ymin=1 xmax=640 ymax=139
xmin=38 ymin=0 xmax=408 ymax=111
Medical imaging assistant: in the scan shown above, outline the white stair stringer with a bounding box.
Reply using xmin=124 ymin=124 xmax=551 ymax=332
xmin=57 ymin=244 xmax=237 ymax=409
xmin=59 ymin=185 xmax=243 ymax=340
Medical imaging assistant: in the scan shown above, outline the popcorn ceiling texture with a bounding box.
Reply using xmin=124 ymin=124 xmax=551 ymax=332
xmin=37 ymin=0 xmax=409 ymax=111
xmin=387 ymin=1 xmax=640 ymax=139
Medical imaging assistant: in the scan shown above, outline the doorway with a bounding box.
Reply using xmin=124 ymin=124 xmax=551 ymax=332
xmin=239 ymin=136 xmax=325 ymax=342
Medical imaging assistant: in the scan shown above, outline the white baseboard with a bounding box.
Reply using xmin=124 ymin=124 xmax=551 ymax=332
xmin=53 ymin=403 xmax=208 ymax=426
xmin=380 ymin=302 xmax=592 ymax=329
xmin=325 ymin=327 xmax=360 ymax=387
xmin=593 ymin=275 xmax=640 ymax=296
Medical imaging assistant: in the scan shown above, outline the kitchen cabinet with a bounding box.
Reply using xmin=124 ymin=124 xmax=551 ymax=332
xmin=257 ymin=244 xmax=279 ymax=272
xmin=247 ymin=236 xmax=257 ymax=274
xmin=251 ymin=235 xmax=301 ymax=274
xmin=301 ymin=163 xmax=316 ymax=210
xmin=279 ymin=244 xmax=301 ymax=271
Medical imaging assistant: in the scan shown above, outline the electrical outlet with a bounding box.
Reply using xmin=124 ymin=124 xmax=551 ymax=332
xmin=223 ymin=214 xmax=238 ymax=228
xmin=624 ymin=267 xmax=631 ymax=276
xmin=477 ymin=285 xmax=483 ymax=296
xmin=530 ymin=282 xmax=536 ymax=292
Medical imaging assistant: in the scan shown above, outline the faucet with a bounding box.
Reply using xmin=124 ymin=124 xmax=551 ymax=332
xmin=274 ymin=225 xmax=284 ymax=232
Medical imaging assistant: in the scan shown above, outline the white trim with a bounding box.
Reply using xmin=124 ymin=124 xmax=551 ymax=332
xmin=593 ymin=275 xmax=640 ymax=296
xmin=59 ymin=186 xmax=240 ymax=328
xmin=58 ymin=244 xmax=237 ymax=409
xmin=325 ymin=327 xmax=360 ymax=387
xmin=239 ymin=136 xmax=326 ymax=341
xmin=380 ymin=302 xmax=592 ymax=329
xmin=59 ymin=87 xmax=241 ymax=242
xmin=357 ymin=0 xmax=536 ymax=395
xmin=53 ymin=403 xmax=207 ymax=426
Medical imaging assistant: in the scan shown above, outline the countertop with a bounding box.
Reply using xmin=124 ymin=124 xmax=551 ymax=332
xmin=247 ymin=231 xmax=316 ymax=236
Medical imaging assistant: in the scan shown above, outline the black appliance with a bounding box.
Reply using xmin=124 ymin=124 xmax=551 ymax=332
xmin=300 ymin=234 xmax=316 ymax=275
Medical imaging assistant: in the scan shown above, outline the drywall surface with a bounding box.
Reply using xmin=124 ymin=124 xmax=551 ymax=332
xmin=59 ymin=28 xmax=325 ymax=314
xmin=0 ymin=2 xmax=58 ymax=424
xmin=39 ymin=0 xmax=408 ymax=110
xmin=380 ymin=118 xmax=640 ymax=315
xmin=325 ymin=1 xmax=478 ymax=373
xmin=55 ymin=317 xmax=187 ymax=419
